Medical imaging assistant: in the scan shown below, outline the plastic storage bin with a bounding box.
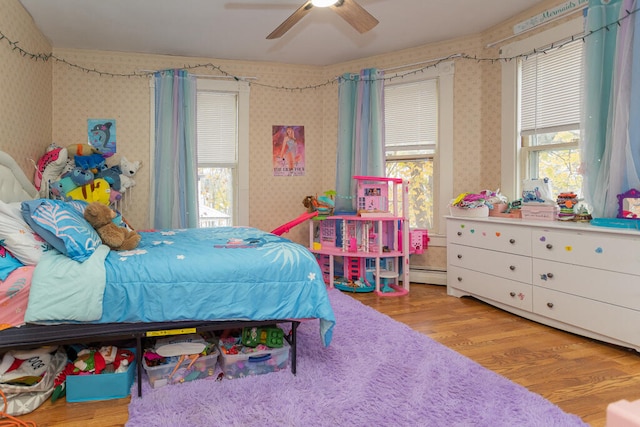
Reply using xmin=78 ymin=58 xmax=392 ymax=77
xmin=66 ymin=350 xmax=136 ymax=402
xmin=218 ymin=340 xmax=290 ymax=379
xmin=143 ymin=348 xmax=219 ymax=389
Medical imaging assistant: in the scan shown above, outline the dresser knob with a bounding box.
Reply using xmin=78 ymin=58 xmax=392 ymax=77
xmin=457 ymin=231 xmax=462 ymax=236
xmin=509 ymin=265 xmax=516 ymax=271
xmin=509 ymin=239 xmax=515 ymax=244
xmin=547 ymin=273 xmax=554 ymax=278
xmin=457 ymin=277 xmax=462 ymax=282
xmin=509 ymin=292 xmax=516 ymax=297
xmin=457 ymin=254 xmax=462 ymax=259
xmin=547 ymin=302 xmax=554 ymax=308
xmin=546 ymin=243 xmax=553 ymax=249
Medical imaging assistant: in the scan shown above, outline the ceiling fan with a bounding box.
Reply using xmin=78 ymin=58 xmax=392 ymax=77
xmin=266 ymin=0 xmax=379 ymax=39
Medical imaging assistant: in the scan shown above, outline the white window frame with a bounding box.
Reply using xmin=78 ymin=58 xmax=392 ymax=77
xmin=500 ymin=18 xmax=584 ymax=201
xmin=149 ymin=78 xmax=250 ymax=226
xmin=385 ymin=61 xmax=454 ymax=246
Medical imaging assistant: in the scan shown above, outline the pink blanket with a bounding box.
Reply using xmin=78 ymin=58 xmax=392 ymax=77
xmin=0 ymin=266 xmax=33 ymax=330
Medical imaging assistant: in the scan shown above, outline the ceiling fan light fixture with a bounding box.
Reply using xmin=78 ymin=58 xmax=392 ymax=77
xmin=311 ymin=0 xmax=339 ymax=7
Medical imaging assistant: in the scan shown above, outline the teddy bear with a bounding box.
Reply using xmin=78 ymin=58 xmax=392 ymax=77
xmin=83 ymin=202 xmax=141 ymax=251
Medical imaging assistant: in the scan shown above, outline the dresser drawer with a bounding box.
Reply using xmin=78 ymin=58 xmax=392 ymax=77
xmin=533 ymin=259 xmax=640 ymax=311
xmin=533 ymin=287 xmax=640 ymax=349
xmin=448 ymin=244 xmax=531 ymax=283
xmin=448 ymin=265 xmax=533 ymax=311
xmin=447 ymin=219 xmax=531 ymax=256
xmin=531 ymin=228 xmax=640 ymax=276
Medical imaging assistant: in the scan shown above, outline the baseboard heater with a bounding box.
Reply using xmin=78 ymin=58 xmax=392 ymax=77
xmin=409 ymin=268 xmax=447 ymax=286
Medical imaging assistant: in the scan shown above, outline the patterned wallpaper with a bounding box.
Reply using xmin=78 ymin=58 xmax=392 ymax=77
xmin=2 ymin=0 xmax=572 ymax=274
xmin=50 ymin=49 xmax=326 ymax=241
xmin=0 ymin=0 xmax=52 ymax=176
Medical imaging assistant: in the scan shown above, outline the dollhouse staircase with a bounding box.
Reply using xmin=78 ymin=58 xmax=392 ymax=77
xmin=345 ymin=257 xmax=361 ymax=281
xmin=316 ymin=254 xmax=331 ymax=284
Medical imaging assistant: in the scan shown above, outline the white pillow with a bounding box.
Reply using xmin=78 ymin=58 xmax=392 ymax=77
xmin=0 ymin=201 xmax=52 ymax=265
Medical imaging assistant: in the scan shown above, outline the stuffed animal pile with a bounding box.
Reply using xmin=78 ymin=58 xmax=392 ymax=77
xmin=34 ymin=143 xmax=142 ymax=205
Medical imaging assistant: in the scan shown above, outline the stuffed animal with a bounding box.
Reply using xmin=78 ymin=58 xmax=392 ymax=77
xmin=67 ymin=143 xmax=98 ymax=157
xmin=69 ymin=167 xmax=94 ymax=186
xmin=96 ymin=164 xmax=122 ymax=190
xmin=66 ymin=178 xmax=111 ymax=205
xmin=73 ymin=348 xmax=106 ymax=374
xmin=34 ymin=146 xmax=68 ymax=197
xmin=84 ymin=202 xmax=141 ymax=251
xmin=119 ymin=157 xmax=141 ymax=193
xmin=74 ymin=153 xmax=106 ymax=174
xmin=49 ymin=176 xmax=76 ymax=200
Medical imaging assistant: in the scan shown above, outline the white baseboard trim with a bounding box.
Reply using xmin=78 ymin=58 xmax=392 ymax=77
xmin=409 ymin=269 xmax=447 ymax=286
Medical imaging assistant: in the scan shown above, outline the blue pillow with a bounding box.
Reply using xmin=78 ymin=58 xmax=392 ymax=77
xmin=21 ymin=199 xmax=101 ymax=262
xmin=0 ymin=245 xmax=24 ymax=281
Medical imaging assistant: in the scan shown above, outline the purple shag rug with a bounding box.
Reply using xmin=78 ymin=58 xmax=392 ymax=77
xmin=127 ymin=288 xmax=587 ymax=427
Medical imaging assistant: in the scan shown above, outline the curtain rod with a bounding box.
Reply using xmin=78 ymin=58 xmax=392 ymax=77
xmin=486 ymin=4 xmax=587 ymax=48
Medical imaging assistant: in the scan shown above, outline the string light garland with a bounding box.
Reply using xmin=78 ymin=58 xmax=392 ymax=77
xmin=1 ymin=6 xmax=637 ymax=91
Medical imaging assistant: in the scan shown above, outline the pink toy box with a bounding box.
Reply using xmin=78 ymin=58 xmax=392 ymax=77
xmin=607 ymin=399 xmax=640 ymax=427
xmin=520 ymin=204 xmax=559 ymax=221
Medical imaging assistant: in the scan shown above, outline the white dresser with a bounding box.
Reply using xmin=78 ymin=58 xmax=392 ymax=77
xmin=446 ymin=216 xmax=640 ymax=351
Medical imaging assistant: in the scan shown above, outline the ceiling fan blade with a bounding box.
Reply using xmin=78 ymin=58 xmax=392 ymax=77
xmin=266 ymin=1 xmax=314 ymax=39
xmin=331 ymin=0 xmax=379 ymax=34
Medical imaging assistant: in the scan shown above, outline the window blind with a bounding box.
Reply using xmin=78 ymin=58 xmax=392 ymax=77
xmin=196 ymin=91 xmax=237 ymax=165
xmin=385 ymin=79 xmax=438 ymax=150
xmin=520 ymin=40 xmax=583 ymax=135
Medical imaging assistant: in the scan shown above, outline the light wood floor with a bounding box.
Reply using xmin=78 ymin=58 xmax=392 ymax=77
xmin=11 ymin=283 xmax=640 ymax=427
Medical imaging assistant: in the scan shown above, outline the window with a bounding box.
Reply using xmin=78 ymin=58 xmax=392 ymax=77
xmin=501 ymin=18 xmax=584 ymax=200
xmin=384 ymin=62 xmax=453 ymax=243
xmin=195 ymin=79 xmax=250 ymax=227
xmin=520 ymin=35 xmax=583 ymax=198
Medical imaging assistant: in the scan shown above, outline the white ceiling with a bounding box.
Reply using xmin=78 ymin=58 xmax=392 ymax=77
xmin=19 ymin=0 xmax=547 ymax=66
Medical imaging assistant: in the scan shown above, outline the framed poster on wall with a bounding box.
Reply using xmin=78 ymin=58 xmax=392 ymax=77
xmin=272 ymin=125 xmax=305 ymax=176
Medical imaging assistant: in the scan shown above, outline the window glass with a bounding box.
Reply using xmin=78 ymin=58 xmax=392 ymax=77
xmin=385 ymin=78 xmax=437 ymax=230
xmin=500 ymin=18 xmax=584 ymax=201
xmin=196 ymin=91 xmax=237 ymax=227
xmin=518 ymin=39 xmax=583 ymax=198
xmin=195 ymin=79 xmax=249 ymax=227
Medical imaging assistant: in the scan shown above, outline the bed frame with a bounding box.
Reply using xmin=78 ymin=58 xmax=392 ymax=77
xmin=0 ymin=319 xmax=299 ymax=397
xmin=0 ymin=150 xmax=300 ymax=397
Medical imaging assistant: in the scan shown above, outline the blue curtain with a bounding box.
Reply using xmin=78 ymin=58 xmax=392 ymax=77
xmin=153 ymin=69 xmax=198 ymax=229
xmin=581 ymin=0 xmax=640 ymax=217
xmin=335 ymin=68 xmax=385 ymax=212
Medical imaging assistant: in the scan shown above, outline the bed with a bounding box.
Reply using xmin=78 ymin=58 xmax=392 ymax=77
xmin=0 ymin=150 xmax=335 ymax=398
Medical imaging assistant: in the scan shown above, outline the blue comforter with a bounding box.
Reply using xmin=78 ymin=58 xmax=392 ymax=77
xmin=27 ymin=227 xmax=335 ymax=346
